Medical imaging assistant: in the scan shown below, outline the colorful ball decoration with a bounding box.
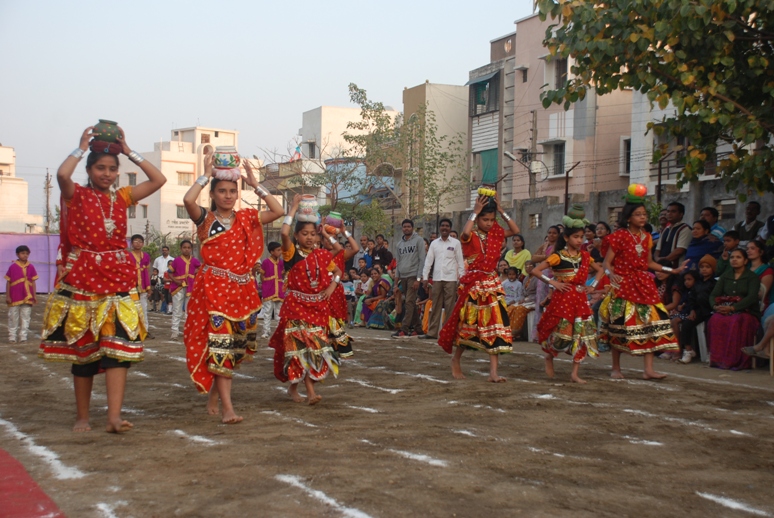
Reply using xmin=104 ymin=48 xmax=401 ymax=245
xmin=628 ymin=183 xmax=648 ymax=198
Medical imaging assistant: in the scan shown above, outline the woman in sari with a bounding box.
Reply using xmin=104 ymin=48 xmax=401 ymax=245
xmin=365 ymin=269 xmax=394 ymax=329
xmin=270 ymin=195 xmax=342 ymax=405
xmin=40 ymin=125 xmax=166 ymax=433
xmin=438 ymin=194 xmax=520 ymax=382
xmin=183 ymin=154 xmax=284 ymax=424
xmin=748 ymin=239 xmax=772 ymax=309
xmin=708 ymin=248 xmax=762 ymax=370
xmin=503 ymin=234 xmax=531 ymax=277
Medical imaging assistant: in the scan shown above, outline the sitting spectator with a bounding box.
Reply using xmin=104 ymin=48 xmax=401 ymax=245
xmin=655 ymin=258 xmax=681 ymax=360
xmin=504 ymin=235 xmax=532 ymax=277
xmin=508 ymin=261 xmax=537 ymax=340
xmin=700 ymin=206 xmax=726 ymax=240
xmin=353 ymin=270 xmax=373 ymax=327
xmin=363 ymin=269 xmax=395 ymax=329
xmin=498 ymin=260 xmax=510 ymax=281
xmin=748 ymin=239 xmax=773 ymax=309
xmin=357 ymin=257 xmax=368 ymax=276
xmin=716 ymin=230 xmax=741 ymax=277
xmin=732 ymin=201 xmax=764 ymax=247
xmin=595 ymin=221 xmax=612 ymax=258
xmin=676 ymin=255 xmax=718 ymax=363
xmin=656 ymin=202 xmax=691 ymax=267
xmin=342 ymin=271 xmax=356 ymax=326
xmin=670 ymin=270 xmax=697 ymax=355
xmin=685 ymin=220 xmax=722 ymax=270
xmin=582 ymin=224 xmax=603 ymax=262
xmin=743 ymin=301 xmax=774 ymax=360
xmin=708 ymin=249 xmax=761 ymax=370
xmin=501 ymin=267 xmax=524 ymax=306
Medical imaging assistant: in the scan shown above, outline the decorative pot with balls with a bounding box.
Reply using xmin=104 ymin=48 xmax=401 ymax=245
xmin=324 ymin=211 xmax=344 ymax=229
xmin=297 ymin=195 xmax=320 ymax=223
xmin=94 ymin=119 xmax=120 ymax=143
xmin=477 ymin=184 xmax=497 ymax=198
xmin=628 ymin=183 xmax=648 ymax=198
xmin=213 ymin=146 xmax=241 ymax=170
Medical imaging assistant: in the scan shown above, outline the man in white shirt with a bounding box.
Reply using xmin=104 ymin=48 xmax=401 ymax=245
xmin=419 ymin=218 xmax=465 ymax=340
xmin=152 ymin=246 xmax=175 ymax=314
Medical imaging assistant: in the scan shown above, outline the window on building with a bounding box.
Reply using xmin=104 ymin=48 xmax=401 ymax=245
xmin=178 ymin=172 xmax=193 ymax=186
xmin=608 ymin=207 xmax=622 ymax=226
xmin=715 ymin=199 xmax=736 ymax=221
xmin=141 ymin=204 xmax=148 ymax=219
xmin=479 ymin=149 xmax=499 ymax=184
xmin=622 ymin=138 xmax=632 ymax=176
xmin=214 ymin=131 xmax=219 ymax=138
xmin=529 ymin=213 xmax=541 ymax=229
xmin=127 ymin=205 xmax=136 ymax=219
xmin=176 ymin=205 xmax=187 ymax=219
xmin=469 ymin=73 xmax=500 ymax=116
xmin=522 ymin=69 xmax=528 ymax=83
xmin=551 ymin=143 xmax=566 ymax=176
xmin=554 ymin=58 xmax=568 ymax=89
xmin=127 ymin=172 xmax=137 ymax=186
xmin=308 ymin=142 xmax=316 ymax=159
xmin=201 ymin=134 xmax=210 ymax=144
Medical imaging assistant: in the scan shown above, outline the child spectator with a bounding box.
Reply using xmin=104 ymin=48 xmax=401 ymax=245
xmin=342 ymin=271 xmax=356 ymax=326
xmin=260 ymin=242 xmax=285 ymax=339
xmin=501 ymin=267 xmax=525 ymax=306
xmin=150 ymin=268 xmax=162 ymax=312
xmin=716 ymin=230 xmax=740 ymax=277
xmin=655 ymin=259 xmax=681 ymax=359
xmin=5 ymin=245 xmax=37 ymax=342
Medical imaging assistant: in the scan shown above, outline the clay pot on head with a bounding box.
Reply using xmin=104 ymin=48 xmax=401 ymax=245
xmin=213 ymin=146 xmax=241 ymax=169
xmin=325 ymin=211 xmax=344 ymax=229
xmin=94 ymin=119 xmax=120 ymax=143
xmin=297 ymin=195 xmax=320 ymax=223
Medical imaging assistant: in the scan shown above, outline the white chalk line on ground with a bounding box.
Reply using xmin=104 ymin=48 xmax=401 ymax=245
xmin=447 ymin=400 xmax=506 ymax=414
xmin=623 ymin=409 xmax=752 ymax=436
xmin=360 ymin=439 xmax=448 ymax=467
xmin=453 ymin=429 xmax=478 ymax=437
xmin=346 ymin=378 xmax=404 ymax=394
xmin=95 ymin=501 xmax=128 ymax=518
xmin=696 ymin=492 xmax=772 ymax=517
xmin=275 ymin=474 xmax=373 ymax=518
xmin=344 ymin=404 xmax=380 ymax=414
xmin=0 ymin=415 xmax=86 ymax=480
xmin=261 ymin=410 xmax=319 ymax=428
xmin=620 ymin=435 xmax=663 ymax=446
xmin=171 ymin=429 xmax=222 ymax=446
xmin=525 ymin=446 xmax=599 ymax=462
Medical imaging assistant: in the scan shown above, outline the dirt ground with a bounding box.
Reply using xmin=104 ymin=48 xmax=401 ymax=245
xmin=1 ymin=303 xmax=774 ymax=518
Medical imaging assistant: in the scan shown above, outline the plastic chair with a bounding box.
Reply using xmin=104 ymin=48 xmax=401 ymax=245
xmin=695 ymin=322 xmax=709 ymax=363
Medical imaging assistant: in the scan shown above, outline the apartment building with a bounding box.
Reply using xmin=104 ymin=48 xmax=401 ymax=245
xmin=0 ymin=144 xmax=44 ymax=233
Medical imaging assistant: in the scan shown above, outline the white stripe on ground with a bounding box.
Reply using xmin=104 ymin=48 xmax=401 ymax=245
xmin=169 ymin=356 xmax=187 ymax=363
xmin=261 ymin=410 xmax=318 ymax=428
xmin=0 ymin=416 xmax=86 ymax=480
xmin=696 ymin=492 xmax=772 ymax=517
xmin=359 ymin=439 xmax=448 ymax=467
xmin=275 ymin=474 xmax=373 ymax=518
xmin=95 ymin=501 xmax=127 ymax=518
xmin=447 ymin=400 xmax=506 ymax=414
xmin=453 ymin=429 xmax=477 ymax=437
xmin=171 ymin=429 xmax=221 ymax=445
xmin=621 ymin=435 xmax=663 ymax=446
xmin=346 ymin=378 xmax=404 ymax=394
xmin=624 ymin=409 xmax=721 ymax=432
xmin=345 ymin=404 xmax=380 ymax=414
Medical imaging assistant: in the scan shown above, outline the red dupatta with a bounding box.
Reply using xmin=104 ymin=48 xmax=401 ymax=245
xmin=438 ymin=223 xmax=505 ymax=353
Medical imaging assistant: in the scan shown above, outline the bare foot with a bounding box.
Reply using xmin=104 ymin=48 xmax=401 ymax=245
xmin=73 ymin=419 xmax=91 ymax=432
xmin=643 ymin=371 xmax=667 ymax=380
xmin=451 ymin=357 xmax=466 ymax=379
xmin=545 ymin=358 xmax=555 ymax=379
xmin=288 ymin=385 xmax=304 ymax=403
xmin=106 ymin=418 xmax=133 ymax=434
xmin=307 ymin=394 xmax=323 ymax=406
xmin=487 ymin=376 xmax=507 ymax=383
xmin=571 ymin=373 xmax=587 ymax=384
xmin=221 ymin=410 xmax=243 ymax=424
xmin=610 ymin=370 xmax=625 ymax=379
xmin=207 ymin=404 xmax=220 ymax=416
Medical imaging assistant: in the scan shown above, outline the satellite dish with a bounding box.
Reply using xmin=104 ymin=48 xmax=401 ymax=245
xmin=531 ymin=161 xmax=549 ymax=182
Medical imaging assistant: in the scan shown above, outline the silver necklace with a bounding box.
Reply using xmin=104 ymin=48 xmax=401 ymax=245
xmin=214 ymin=209 xmax=234 ymax=229
xmin=91 ymin=188 xmax=116 ymax=236
xmin=628 ymin=228 xmax=646 ymax=255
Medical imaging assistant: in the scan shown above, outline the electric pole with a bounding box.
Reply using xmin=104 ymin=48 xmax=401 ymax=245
xmin=529 ymin=110 xmax=538 ymax=198
xmin=44 ymin=169 xmax=52 ymax=233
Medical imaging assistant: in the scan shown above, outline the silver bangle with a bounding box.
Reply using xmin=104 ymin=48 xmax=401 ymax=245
xmin=332 ymin=275 xmax=341 ymax=284
xmin=540 ymin=274 xmax=552 ymax=284
xmin=254 ymin=184 xmax=270 ymax=198
xmin=128 ymin=150 xmax=145 ymax=164
xmin=282 ymin=215 xmax=293 ymax=226
xmin=590 ymin=279 xmax=599 ymax=288
xmin=662 ymin=266 xmax=673 ymax=273
xmin=604 ymin=269 xmax=611 ymax=276
xmin=501 ymin=212 xmax=512 ymax=222
xmin=468 ymin=213 xmax=477 ymax=222
xmin=195 ymin=176 xmax=209 ymax=187
xmin=70 ymin=148 xmax=85 ymax=160
xmin=343 ymin=230 xmax=352 ymax=239
xmin=328 ymin=236 xmax=337 ymax=245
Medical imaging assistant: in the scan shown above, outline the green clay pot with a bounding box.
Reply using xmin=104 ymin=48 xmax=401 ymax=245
xmin=94 ymin=119 xmax=120 ymax=143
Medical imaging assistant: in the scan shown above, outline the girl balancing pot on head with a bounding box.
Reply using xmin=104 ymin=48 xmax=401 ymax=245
xmin=598 ymin=184 xmax=687 ymax=380
xmin=270 ymin=194 xmax=343 ymax=405
xmin=39 ymin=124 xmax=167 ymax=433
xmin=530 ymin=209 xmax=605 ymax=384
xmin=182 ymin=151 xmax=284 ymax=424
xmin=437 ymin=191 xmax=520 ymax=382
xmin=321 ymin=223 xmax=359 ymax=359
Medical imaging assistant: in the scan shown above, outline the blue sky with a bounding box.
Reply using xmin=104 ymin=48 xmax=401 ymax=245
xmin=0 ymin=1 xmax=533 ymax=215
